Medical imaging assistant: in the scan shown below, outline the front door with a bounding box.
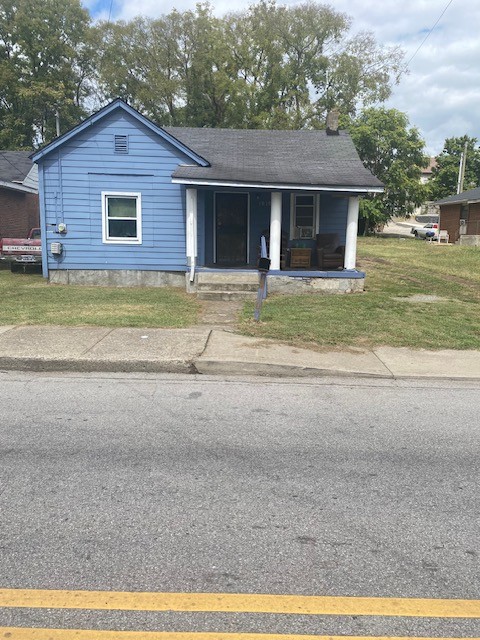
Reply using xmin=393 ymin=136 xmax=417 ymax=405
xmin=215 ymin=193 xmax=248 ymax=265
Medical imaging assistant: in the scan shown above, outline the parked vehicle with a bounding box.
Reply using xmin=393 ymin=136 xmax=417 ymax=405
xmin=411 ymin=223 xmax=438 ymax=239
xmin=0 ymin=227 xmax=42 ymax=271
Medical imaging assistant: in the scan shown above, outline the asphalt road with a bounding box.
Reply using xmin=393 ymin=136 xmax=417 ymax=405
xmin=0 ymin=371 xmax=479 ymax=638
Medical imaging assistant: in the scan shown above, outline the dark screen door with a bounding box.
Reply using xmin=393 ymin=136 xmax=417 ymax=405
xmin=215 ymin=193 xmax=248 ymax=265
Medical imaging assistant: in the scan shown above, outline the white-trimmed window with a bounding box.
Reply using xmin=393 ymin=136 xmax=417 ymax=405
xmin=102 ymin=192 xmax=142 ymax=244
xmin=291 ymin=194 xmax=319 ymax=239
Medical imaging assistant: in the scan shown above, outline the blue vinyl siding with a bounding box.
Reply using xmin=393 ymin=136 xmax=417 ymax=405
xmin=319 ymin=194 xmax=348 ymax=244
xmin=39 ymin=109 xmax=192 ymax=273
xmin=248 ymin=191 xmax=271 ymax=265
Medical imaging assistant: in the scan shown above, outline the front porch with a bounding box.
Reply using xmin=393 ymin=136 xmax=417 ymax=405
xmin=187 ymin=269 xmax=365 ymax=299
xmin=185 ymin=187 xmax=364 ymax=295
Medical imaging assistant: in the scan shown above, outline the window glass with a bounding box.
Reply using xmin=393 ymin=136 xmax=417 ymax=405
xmin=294 ymin=195 xmax=315 ymax=238
xmin=108 ymin=219 xmax=137 ymax=238
xmin=296 ymin=195 xmax=313 ymax=207
xmin=103 ymin=194 xmax=141 ymax=242
xmin=108 ymin=197 xmax=137 ymax=219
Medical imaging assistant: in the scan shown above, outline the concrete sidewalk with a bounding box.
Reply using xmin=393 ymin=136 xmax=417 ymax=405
xmin=0 ymin=324 xmax=479 ymax=380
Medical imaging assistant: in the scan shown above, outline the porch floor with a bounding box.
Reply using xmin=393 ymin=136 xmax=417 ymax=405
xmin=196 ymin=267 xmax=365 ymax=279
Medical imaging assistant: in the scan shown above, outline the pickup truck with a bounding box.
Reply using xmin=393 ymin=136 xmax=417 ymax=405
xmin=0 ymin=227 xmax=42 ymax=271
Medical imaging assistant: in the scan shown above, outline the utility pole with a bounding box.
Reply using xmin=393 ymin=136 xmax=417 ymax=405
xmin=55 ymin=109 xmax=60 ymax=137
xmin=456 ymin=140 xmax=468 ymax=194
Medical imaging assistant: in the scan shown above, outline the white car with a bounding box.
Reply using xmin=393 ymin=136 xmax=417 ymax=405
xmin=411 ymin=223 xmax=438 ymax=239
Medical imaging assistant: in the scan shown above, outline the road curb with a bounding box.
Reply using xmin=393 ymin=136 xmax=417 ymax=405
xmin=0 ymin=356 xmax=198 ymax=374
xmin=194 ymin=359 xmax=395 ymax=379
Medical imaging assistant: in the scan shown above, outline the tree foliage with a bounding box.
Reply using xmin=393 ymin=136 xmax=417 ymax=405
xmin=1 ymin=0 xmax=404 ymax=147
xmin=0 ymin=0 xmax=95 ymax=148
xmin=345 ymin=107 xmax=428 ymax=232
xmin=429 ymin=136 xmax=480 ymax=200
xmin=96 ymin=1 xmax=404 ymax=130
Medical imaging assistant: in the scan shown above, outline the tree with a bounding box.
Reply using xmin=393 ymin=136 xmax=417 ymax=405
xmin=429 ymin=136 xmax=480 ymax=200
xmin=96 ymin=0 xmax=405 ymax=130
xmin=97 ymin=4 xmax=238 ymax=128
xmin=345 ymin=107 xmax=428 ymax=233
xmin=0 ymin=0 xmax=95 ymax=149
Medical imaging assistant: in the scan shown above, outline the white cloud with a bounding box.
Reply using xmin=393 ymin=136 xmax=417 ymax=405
xmin=86 ymin=0 xmax=480 ymax=155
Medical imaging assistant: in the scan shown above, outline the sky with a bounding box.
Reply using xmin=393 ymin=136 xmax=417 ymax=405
xmin=83 ymin=0 xmax=480 ymax=156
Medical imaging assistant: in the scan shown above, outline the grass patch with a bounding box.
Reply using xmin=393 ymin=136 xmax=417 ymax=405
xmin=239 ymin=237 xmax=480 ymax=350
xmin=0 ymin=268 xmax=199 ymax=328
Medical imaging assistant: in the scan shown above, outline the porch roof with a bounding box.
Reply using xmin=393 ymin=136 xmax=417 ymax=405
xmin=166 ymin=127 xmax=383 ymax=193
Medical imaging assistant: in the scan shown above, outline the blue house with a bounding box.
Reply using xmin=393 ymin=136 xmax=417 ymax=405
xmin=32 ymin=100 xmax=383 ymax=296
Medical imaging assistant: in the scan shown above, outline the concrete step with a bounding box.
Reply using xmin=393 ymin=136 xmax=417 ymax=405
xmin=197 ymin=291 xmax=257 ymax=301
xmin=196 ymin=273 xmax=258 ymax=285
xmin=196 ymin=282 xmax=258 ymax=292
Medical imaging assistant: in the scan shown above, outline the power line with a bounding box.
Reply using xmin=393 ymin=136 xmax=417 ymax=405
xmin=107 ymin=0 xmax=115 ymax=25
xmin=403 ymin=0 xmax=455 ymax=71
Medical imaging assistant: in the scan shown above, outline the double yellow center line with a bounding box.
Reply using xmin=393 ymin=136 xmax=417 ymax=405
xmin=0 ymin=589 xmax=479 ymax=618
xmin=0 ymin=589 xmax=479 ymax=640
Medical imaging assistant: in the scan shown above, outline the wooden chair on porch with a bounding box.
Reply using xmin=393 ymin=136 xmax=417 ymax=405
xmin=259 ymin=228 xmax=289 ymax=269
xmin=316 ymin=233 xmax=345 ymax=270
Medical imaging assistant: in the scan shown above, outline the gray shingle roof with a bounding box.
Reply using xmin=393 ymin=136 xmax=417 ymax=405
xmin=165 ymin=127 xmax=383 ymax=190
xmin=434 ymin=186 xmax=480 ymax=205
xmin=0 ymin=151 xmax=33 ymax=183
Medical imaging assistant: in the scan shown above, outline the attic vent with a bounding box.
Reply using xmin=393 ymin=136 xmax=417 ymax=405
xmin=114 ymin=134 xmax=128 ymax=154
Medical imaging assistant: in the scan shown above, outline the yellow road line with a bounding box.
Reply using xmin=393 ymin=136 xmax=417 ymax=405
xmin=0 ymin=630 xmax=478 ymax=640
xmin=0 ymin=590 xmax=479 ymax=618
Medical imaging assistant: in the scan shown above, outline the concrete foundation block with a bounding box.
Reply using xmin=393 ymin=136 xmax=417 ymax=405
xmin=267 ymin=275 xmax=365 ymax=294
xmin=48 ymin=269 xmax=364 ymax=294
xmin=49 ymin=269 xmax=185 ymax=288
xmin=459 ymin=235 xmax=480 ymax=247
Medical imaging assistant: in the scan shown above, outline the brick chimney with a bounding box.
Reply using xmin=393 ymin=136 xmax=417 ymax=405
xmin=326 ymin=108 xmax=340 ymax=135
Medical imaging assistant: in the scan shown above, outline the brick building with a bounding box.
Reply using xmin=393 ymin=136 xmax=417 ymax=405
xmin=0 ymin=151 xmax=39 ymax=239
xmin=434 ymin=187 xmax=480 ymax=244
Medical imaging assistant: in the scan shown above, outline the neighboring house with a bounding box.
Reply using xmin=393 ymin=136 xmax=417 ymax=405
xmin=420 ymin=157 xmax=437 ymax=185
xmin=413 ymin=157 xmax=438 ymax=220
xmin=0 ymin=151 xmax=39 ymax=238
xmin=32 ymin=100 xmax=383 ymax=295
xmin=433 ymin=187 xmax=480 ymax=245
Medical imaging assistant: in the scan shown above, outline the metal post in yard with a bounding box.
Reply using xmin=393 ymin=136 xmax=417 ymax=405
xmin=255 ymin=238 xmax=270 ymax=321
xmin=254 ymin=271 xmax=268 ymax=322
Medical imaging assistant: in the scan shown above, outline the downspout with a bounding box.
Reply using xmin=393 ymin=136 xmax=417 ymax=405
xmin=186 ymin=188 xmax=197 ymax=282
xmin=37 ymin=163 xmax=49 ymax=280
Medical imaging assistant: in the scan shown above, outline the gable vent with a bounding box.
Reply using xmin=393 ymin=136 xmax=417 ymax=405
xmin=114 ymin=134 xmax=129 ymax=154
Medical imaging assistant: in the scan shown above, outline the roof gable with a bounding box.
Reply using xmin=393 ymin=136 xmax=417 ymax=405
xmin=0 ymin=150 xmax=38 ymax=193
xmin=0 ymin=151 xmax=33 ymax=182
xmin=31 ymin=100 xmax=209 ymax=168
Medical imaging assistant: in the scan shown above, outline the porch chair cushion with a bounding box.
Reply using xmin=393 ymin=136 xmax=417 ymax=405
xmin=316 ymin=233 xmax=345 ymax=269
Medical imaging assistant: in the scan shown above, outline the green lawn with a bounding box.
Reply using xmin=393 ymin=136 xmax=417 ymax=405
xmin=2 ymin=239 xmax=479 ymax=349
xmin=0 ymin=268 xmax=199 ymax=328
xmin=239 ymin=237 xmax=480 ymax=350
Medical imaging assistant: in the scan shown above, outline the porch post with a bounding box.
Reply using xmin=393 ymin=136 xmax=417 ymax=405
xmin=186 ymin=188 xmax=197 ymax=280
xmin=344 ymin=196 xmax=359 ymax=270
xmin=270 ymin=192 xmax=282 ymax=270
